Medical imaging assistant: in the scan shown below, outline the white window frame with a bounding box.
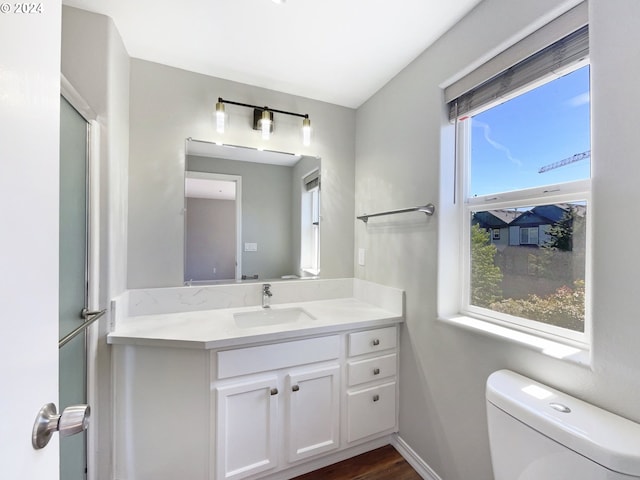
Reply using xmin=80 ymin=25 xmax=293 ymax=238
xmin=457 ymin=106 xmax=592 ymax=346
xmin=300 ymin=179 xmax=320 ymax=276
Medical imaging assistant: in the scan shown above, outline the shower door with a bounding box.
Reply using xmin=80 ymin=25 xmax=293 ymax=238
xmin=59 ymin=95 xmax=90 ymax=480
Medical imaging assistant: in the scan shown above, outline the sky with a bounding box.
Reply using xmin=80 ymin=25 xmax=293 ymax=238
xmin=468 ymin=65 xmax=591 ymax=197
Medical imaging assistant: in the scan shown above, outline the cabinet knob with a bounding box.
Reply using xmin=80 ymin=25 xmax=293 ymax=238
xmin=270 ymin=388 xmax=278 ymax=396
xmin=373 ymin=394 xmax=380 ymax=402
xmin=292 ymin=385 xmax=300 ymax=392
xmin=373 ymin=368 xmax=380 ymax=375
xmin=372 ymin=339 xmax=380 ymax=346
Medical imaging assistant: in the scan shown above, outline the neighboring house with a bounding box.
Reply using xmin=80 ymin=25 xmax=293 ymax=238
xmin=474 ymin=204 xmax=586 ymax=295
xmin=472 ymin=209 xmax=522 ymax=247
xmin=473 ymin=204 xmax=585 ymax=248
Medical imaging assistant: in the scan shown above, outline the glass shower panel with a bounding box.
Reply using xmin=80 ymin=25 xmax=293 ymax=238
xmin=59 ymin=96 xmax=89 ymax=480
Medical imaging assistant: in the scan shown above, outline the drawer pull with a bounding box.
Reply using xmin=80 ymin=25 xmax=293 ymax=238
xmin=372 ymin=339 xmax=380 ymax=346
xmin=292 ymin=385 xmax=300 ymax=392
xmin=270 ymin=388 xmax=278 ymax=396
xmin=373 ymin=394 xmax=380 ymax=402
xmin=373 ymin=368 xmax=380 ymax=375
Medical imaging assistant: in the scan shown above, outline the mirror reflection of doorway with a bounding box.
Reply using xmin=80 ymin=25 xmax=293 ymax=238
xmin=184 ymin=172 xmax=241 ymax=283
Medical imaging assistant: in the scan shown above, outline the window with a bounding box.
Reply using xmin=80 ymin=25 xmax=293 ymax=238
xmin=519 ymin=227 xmax=539 ymax=246
xmin=300 ymin=170 xmax=320 ymax=276
xmin=448 ymin=21 xmax=590 ymax=344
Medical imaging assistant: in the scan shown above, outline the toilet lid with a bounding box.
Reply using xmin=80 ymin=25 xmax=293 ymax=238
xmin=487 ymin=370 xmax=640 ymax=477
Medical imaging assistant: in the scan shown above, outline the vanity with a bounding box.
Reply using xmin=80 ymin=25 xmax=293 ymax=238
xmin=108 ymin=278 xmax=403 ymax=480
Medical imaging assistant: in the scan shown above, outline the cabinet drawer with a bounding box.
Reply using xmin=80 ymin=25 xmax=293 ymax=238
xmin=217 ymin=335 xmax=340 ymax=379
xmin=348 ymin=326 xmax=397 ymax=357
xmin=346 ymin=381 xmax=397 ymax=442
xmin=347 ymin=353 xmax=396 ymax=387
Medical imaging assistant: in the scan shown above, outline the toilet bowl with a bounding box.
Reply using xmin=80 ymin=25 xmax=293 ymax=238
xmin=486 ymin=370 xmax=640 ymax=479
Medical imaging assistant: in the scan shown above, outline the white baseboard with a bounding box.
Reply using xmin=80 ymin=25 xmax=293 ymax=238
xmin=163 ymin=434 xmax=436 ymax=480
xmin=391 ymin=434 xmax=443 ymax=480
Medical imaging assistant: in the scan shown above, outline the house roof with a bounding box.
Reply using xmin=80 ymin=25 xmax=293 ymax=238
xmin=511 ymin=204 xmax=585 ymax=227
xmin=472 ymin=211 xmax=508 ymax=228
xmin=473 ymin=209 xmax=523 ymax=228
xmin=475 ymin=204 xmax=586 ymax=229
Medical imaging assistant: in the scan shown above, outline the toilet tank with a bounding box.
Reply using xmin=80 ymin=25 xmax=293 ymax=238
xmin=486 ymin=370 xmax=640 ymax=479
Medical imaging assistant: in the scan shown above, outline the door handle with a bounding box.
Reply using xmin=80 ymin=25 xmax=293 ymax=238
xmin=32 ymin=403 xmax=90 ymax=449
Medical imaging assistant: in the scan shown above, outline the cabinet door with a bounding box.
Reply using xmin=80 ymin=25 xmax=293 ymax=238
xmin=215 ymin=376 xmax=279 ymax=480
xmin=286 ymin=365 xmax=340 ymax=463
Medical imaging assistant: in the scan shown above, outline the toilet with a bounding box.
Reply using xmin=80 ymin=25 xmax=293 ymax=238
xmin=486 ymin=370 xmax=640 ymax=479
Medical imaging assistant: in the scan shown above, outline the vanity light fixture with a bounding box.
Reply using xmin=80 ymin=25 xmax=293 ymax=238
xmin=215 ymin=101 xmax=225 ymax=133
xmin=258 ymin=109 xmax=273 ymax=140
xmin=215 ymin=97 xmax=312 ymax=146
xmin=302 ymin=117 xmax=311 ymax=146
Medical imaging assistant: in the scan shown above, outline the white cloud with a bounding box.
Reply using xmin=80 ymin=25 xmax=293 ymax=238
xmin=566 ymin=92 xmax=590 ymax=107
xmin=473 ymin=120 xmax=522 ymax=167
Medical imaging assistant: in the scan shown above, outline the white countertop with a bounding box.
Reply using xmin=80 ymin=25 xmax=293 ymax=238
xmin=107 ymin=297 xmax=403 ymax=349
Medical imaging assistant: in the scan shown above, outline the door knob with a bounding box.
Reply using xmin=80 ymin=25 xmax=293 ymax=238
xmin=32 ymin=403 xmax=90 ymax=449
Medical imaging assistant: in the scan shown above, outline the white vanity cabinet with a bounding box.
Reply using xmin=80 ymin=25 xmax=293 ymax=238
xmin=112 ymin=322 xmax=400 ymax=480
xmin=214 ymin=336 xmax=341 ymax=480
xmin=345 ymin=326 xmax=399 ymax=443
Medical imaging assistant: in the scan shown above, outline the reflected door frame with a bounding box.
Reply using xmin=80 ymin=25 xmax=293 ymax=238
xmin=60 ymin=75 xmax=101 ymax=480
xmin=184 ymin=171 xmax=242 ymax=281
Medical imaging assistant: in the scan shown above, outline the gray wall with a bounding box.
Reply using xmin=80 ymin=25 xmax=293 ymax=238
xmin=128 ymin=60 xmax=355 ymax=287
xmin=61 ymin=6 xmax=130 ymax=480
xmin=187 ymin=155 xmax=295 ymax=279
xmin=185 ymin=198 xmax=236 ymax=281
xmin=355 ymin=0 xmax=640 ymax=478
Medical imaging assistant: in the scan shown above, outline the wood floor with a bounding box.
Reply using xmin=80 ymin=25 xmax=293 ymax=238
xmin=291 ymin=445 xmax=422 ymax=480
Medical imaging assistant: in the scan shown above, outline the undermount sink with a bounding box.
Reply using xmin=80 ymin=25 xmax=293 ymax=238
xmin=233 ymin=307 xmax=316 ymax=328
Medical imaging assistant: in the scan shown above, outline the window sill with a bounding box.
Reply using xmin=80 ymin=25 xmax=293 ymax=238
xmin=438 ymin=314 xmax=591 ymax=368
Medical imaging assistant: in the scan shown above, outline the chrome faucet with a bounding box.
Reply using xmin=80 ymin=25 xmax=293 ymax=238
xmin=262 ymin=283 xmax=273 ymax=308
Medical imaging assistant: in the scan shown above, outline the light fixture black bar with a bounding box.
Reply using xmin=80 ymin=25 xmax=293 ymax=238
xmin=218 ymin=97 xmax=309 ymax=119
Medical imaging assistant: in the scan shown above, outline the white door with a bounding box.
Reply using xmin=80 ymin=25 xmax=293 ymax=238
xmin=0 ymin=2 xmax=62 ymax=479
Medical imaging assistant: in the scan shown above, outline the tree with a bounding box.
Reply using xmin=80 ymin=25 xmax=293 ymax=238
xmin=544 ymin=207 xmax=576 ymax=252
xmin=470 ymin=223 xmax=503 ymax=307
xmin=539 ymin=206 xmax=586 ymax=282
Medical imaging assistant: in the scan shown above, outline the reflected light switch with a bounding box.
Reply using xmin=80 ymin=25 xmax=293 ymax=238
xmin=244 ymin=242 xmax=258 ymax=252
xmin=358 ymin=248 xmax=365 ymax=266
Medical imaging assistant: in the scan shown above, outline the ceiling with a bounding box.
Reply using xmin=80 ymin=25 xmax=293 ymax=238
xmin=62 ymin=0 xmax=483 ymax=108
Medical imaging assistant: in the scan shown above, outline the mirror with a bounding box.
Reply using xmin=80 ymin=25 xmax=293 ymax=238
xmin=184 ymin=139 xmax=321 ymax=284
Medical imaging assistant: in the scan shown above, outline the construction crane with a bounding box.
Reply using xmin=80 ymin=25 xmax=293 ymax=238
xmin=538 ymin=150 xmax=591 ymax=173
